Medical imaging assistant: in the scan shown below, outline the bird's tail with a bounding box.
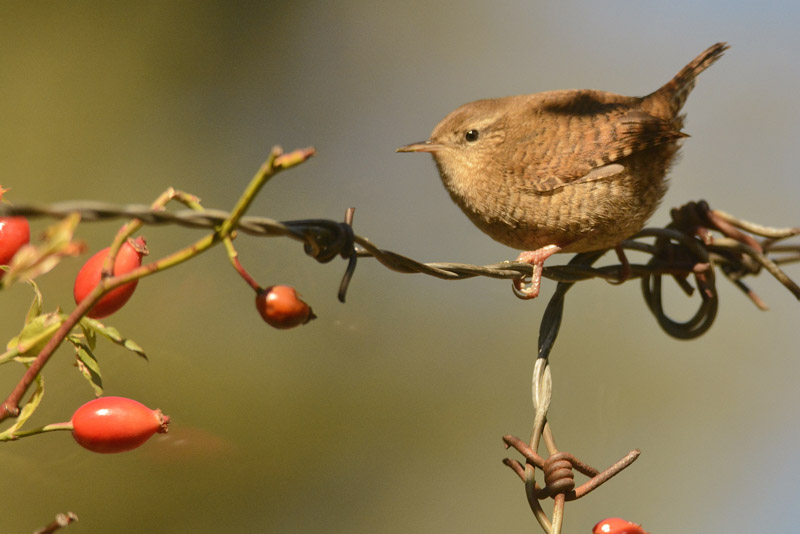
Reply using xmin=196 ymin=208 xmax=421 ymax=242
xmin=645 ymin=42 xmax=729 ymax=119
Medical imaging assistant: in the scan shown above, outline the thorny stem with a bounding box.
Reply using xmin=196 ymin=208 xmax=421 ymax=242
xmin=0 ymin=146 xmax=314 ymax=423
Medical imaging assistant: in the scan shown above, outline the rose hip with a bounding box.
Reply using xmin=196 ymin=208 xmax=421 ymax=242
xmin=73 ymin=237 xmax=147 ymax=319
xmin=255 ymin=285 xmax=315 ymax=329
xmin=71 ymin=396 xmax=169 ymax=454
xmin=0 ymin=216 xmax=30 ymax=267
xmin=593 ymin=517 xmax=649 ymax=534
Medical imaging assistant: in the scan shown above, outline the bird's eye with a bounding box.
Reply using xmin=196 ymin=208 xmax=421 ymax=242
xmin=465 ymin=129 xmax=479 ymax=142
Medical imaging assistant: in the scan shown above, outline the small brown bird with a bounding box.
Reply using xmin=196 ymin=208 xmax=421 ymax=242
xmin=398 ymin=42 xmax=728 ymax=298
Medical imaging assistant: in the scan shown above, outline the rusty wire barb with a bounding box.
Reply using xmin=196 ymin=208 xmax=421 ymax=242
xmin=498 ymin=344 xmax=642 ymax=533
xmin=496 ymin=353 xmax=642 ymax=533
xmin=502 ymin=435 xmax=641 ymax=503
xmin=1 ymin=199 xmax=797 ymax=340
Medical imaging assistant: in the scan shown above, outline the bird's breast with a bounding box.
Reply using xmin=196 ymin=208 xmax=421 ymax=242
xmin=436 ymin=147 xmax=674 ymax=253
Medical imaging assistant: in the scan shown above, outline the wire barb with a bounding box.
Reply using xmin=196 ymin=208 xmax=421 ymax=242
xmin=502 ymin=435 xmax=641 ymax=503
xmin=337 ymin=207 xmax=358 ymax=303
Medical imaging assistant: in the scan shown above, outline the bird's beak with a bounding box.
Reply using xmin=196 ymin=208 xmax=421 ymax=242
xmin=396 ymin=141 xmax=443 ymax=154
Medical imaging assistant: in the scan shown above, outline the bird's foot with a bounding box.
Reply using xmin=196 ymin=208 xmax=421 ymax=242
xmin=512 ymin=245 xmax=561 ymax=299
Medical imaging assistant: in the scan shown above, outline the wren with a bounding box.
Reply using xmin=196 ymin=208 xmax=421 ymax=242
xmin=398 ymin=42 xmax=728 ymax=298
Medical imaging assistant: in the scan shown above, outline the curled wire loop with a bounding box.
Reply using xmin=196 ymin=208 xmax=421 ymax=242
xmin=637 ymin=227 xmax=718 ymax=340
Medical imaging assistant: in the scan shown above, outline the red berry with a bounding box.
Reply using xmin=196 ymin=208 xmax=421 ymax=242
xmin=71 ymin=396 xmax=170 ymax=454
xmin=255 ymin=285 xmax=316 ymax=329
xmin=0 ymin=216 xmax=30 ymax=266
xmin=593 ymin=517 xmax=649 ymax=534
xmin=73 ymin=237 xmax=147 ymax=319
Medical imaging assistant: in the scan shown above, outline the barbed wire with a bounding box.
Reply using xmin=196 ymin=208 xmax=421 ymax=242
xmin=2 ymin=199 xmax=797 ymax=343
xmin=492 ymin=200 xmax=798 ymax=532
xmin=2 ymin=196 xmax=798 ymax=533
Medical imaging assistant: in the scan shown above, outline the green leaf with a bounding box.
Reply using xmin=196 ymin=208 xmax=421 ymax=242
xmin=120 ymin=337 xmax=147 ymax=360
xmin=80 ymin=317 xmax=148 ymax=360
xmin=0 ymin=373 xmax=45 ymax=440
xmin=24 ymin=279 xmax=44 ymax=324
xmin=7 ymin=312 xmax=65 ymax=362
xmin=0 ymin=346 xmax=20 ymax=365
xmin=68 ymin=336 xmax=103 ymax=397
xmin=79 ymin=320 xmax=96 ymax=351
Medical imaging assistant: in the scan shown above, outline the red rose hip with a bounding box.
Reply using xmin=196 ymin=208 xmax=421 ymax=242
xmin=71 ymin=396 xmax=170 ymax=454
xmin=593 ymin=517 xmax=649 ymax=534
xmin=255 ymin=285 xmax=316 ymax=329
xmin=73 ymin=237 xmax=147 ymax=319
xmin=0 ymin=216 xmax=30 ymax=266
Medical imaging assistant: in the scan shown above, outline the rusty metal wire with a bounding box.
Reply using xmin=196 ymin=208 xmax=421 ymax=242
xmin=503 ymin=435 xmax=641 ymax=502
xmin=504 ymin=325 xmax=642 ymax=533
xmin=2 ymin=197 xmax=797 ymax=534
xmin=496 ymin=199 xmax=799 ymax=533
xmin=1 ymin=199 xmax=797 ymax=340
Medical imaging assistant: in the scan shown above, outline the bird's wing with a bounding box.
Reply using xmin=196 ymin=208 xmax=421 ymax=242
xmin=511 ymin=97 xmax=686 ymax=193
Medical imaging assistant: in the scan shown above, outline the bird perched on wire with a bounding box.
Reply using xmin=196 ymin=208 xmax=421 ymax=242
xmin=398 ymin=42 xmax=728 ymax=298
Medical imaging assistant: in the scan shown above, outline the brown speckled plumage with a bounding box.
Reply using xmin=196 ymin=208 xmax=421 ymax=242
xmin=398 ymin=43 xmax=728 ymax=260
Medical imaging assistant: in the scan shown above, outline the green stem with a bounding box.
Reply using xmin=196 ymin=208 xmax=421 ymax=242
xmin=0 ymin=347 xmax=21 ymax=365
xmin=218 ymin=146 xmax=315 ymax=239
xmin=223 ymin=237 xmax=261 ymax=292
xmin=2 ymin=421 xmax=72 ymax=440
xmin=0 ymin=147 xmax=314 ymax=423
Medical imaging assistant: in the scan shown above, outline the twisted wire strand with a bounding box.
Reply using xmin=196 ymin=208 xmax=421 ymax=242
xmin=1 ymin=201 xmax=797 ymax=340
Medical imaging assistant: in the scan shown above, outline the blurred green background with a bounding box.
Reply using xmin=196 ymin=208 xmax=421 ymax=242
xmin=1 ymin=2 xmax=798 ymax=533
